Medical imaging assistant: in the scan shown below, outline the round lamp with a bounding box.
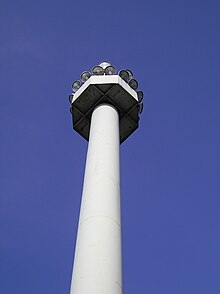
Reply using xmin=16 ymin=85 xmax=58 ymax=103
xmin=139 ymin=103 xmax=144 ymax=114
xmin=92 ymin=65 xmax=104 ymax=75
xmin=137 ymin=91 xmax=144 ymax=103
xmin=119 ymin=70 xmax=129 ymax=82
xmin=126 ymin=69 xmax=133 ymax=81
xmin=129 ymin=79 xmax=138 ymax=90
xmin=72 ymin=80 xmax=81 ymax=92
xmin=69 ymin=94 xmax=74 ymax=103
xmin=80 ymin=71 xmax=91 ymax=83
xmin=105 ymin=65 xmax=116 ymax=75
xmin=99 ymin=61 xmax=111 ymax=69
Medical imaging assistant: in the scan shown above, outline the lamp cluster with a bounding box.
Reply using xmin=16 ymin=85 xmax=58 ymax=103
xmin=69 ymin=61 xmax=144 ymax=114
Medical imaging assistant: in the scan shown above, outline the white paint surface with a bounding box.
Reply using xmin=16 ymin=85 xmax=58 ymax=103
xmin=70 ymin=104 xmax=122 ymax=294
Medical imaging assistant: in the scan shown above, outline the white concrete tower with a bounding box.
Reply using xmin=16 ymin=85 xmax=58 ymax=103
xmin=69 ymin=62 xmax=143 ymax=294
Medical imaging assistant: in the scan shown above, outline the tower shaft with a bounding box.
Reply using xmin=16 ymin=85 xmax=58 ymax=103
xmin=70 ymin=104 xmax=122 ymax=294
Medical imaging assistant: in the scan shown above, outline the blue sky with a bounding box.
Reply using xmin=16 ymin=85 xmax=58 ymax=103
xmin=0 ymin=0 xmax=220 ymax=293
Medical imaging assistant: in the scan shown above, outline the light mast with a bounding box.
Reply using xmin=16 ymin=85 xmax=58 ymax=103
xmin=69 ymin=62 xmax=143 ymax=294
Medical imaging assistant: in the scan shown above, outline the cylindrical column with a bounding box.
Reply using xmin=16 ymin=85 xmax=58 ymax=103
xmin=70 ymin=104 xmax=122 ymax=294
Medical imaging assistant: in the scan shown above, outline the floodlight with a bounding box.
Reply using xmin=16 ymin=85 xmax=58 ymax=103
xmin=72 ymin=80 xmax=81 ymax=92
xmin=92 ymin=65 xmax=104 ymax=75
xmin=119 ymin=70 xmax=129 ymax=82
xmin=105 ymin=65 xmax=116 ymax=75
xmin=129 ymin=79 xmax=138 ymax=90
xmin=69 ymin=94 xmax=74 ymax=103
xmin=80 ymin=71 xmax=91 ymax=83
xmin=68 ymin=62 xmax=144 ymax=294
xmin=139 ymin=103 xmax=143 ymax=114
xmin=99 ymin=61 xmax=111 ymax=69
xmin=137 ymin=91 xmax=144 ymax=103
xmin=126 ymin=69 xmax=133 ymax=80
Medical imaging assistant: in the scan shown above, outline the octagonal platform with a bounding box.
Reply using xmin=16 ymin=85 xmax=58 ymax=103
xmin=70 ymin=75 xmax=140 ymax=143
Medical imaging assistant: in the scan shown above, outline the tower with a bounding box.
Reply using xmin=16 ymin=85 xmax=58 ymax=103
xmin=69 ymin=62 xmax=143 ymax=294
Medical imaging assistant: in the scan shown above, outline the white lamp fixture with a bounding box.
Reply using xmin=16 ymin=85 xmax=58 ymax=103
xmin=71 ymin=80 xmax=81 ymax=92
xmin=129 ymin=78 xmax=138 ymax=90
xmin=99 ymin=61 xmax=111 ymax=69
xmin=126 ymin=69 xmax=133 ymax=80
xmin=69 ymin=94 xmax=74 ymax=104
xmin=137 ymin=90 xmax=144 ymax=103
xmin=80 ymin=71 xmax=91 ymax=83
xmin=119 ymin=69 xmax=130 ymax=82
xmin=105 ymin=65 xmax=117 ymax=75
xmin=92 ymin=65 xmax=105 ymax=75
xmin=139 ymin=102 xmax=144 ymax=114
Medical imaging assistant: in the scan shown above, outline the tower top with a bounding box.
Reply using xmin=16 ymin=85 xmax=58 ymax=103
xmin=69 ymin=62 xmax=144 ymax=143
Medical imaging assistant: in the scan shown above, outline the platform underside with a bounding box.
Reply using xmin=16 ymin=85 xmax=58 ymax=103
xmin=71 ymin=76 xmax=140 ymax=143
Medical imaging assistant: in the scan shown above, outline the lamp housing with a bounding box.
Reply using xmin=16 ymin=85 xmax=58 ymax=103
xmin=69 ymin=94 xmax=74 ymax=103
xmin=139 ymin=103 xmax=143 ymax=114
xmin=137 ymin=91 xmax=143 ymax=103
xmin=72 ymin=80 xmax=81 ymax=92
xmin=99 ymin=61 xmax=111 ymax=69
xmin=129 ymin=79 xmax=138 ymax=90
xmin=119 ymin=70 xmax=129 ymax=82
xmin=126 ymin=69 xmax=133 ymax=81
xmin=92 ymin=65 xmax=104 ymax=75
xmin=105 ymin=66 xmax=116 ymax=75
xmin=81 ymin=71 xmax=91 ymax=83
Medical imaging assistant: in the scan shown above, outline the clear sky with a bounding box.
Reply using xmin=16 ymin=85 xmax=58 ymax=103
xmin=0 ymin=0 xmax=220 ymax=293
